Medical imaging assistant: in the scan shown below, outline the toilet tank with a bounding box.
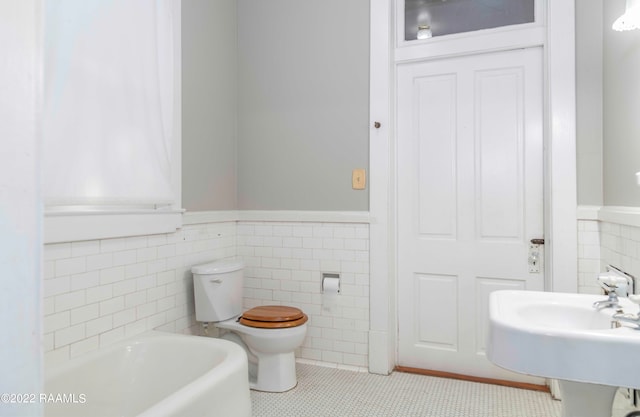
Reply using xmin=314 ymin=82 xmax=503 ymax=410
xmin=191 ymin=259 xmax=244 ymax=322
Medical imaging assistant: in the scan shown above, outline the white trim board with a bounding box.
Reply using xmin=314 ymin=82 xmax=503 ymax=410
xmin=238 ymin=210 xmax=371 ymax=224
xmin=45 ymin=210 xmax=372 ymax=243
xmin=44 ymin=210 xmax=184 ymax=244
xmin=578 ymin=205 xmax=640 ymax=227
xmin=182 ymin=210 xmax=237 ymax=225
xmin=183 ymin=210 xmax=372 ymax=225
xmin=576 ymin=205 xmax=600 ymax=221
xmin=368 ymin=0 xmax=395 ymax=375
xmin=545 ymin=0 xmax=578 ymax=293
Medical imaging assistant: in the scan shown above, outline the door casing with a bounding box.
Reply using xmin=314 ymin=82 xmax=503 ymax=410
xmin=368 ymin=0 xmax=577 ymax=375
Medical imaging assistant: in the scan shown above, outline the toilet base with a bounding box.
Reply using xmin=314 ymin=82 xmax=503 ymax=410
xmin=250 ymin=351 xmax=298 ymax=392
xmin=219 ymin=330 xmax=299 ymax=393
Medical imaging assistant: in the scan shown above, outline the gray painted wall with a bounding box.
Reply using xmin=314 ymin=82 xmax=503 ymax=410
xmin=576 ymin=0 xmax=604 ymax=206
xmin=576 ymin=0 xmax=640 ymax=207
xmin=182 ymin=0 xmax=238 ymax=211
xmin=603 ymin=0 xmax=640 ymax=206
xmin=180 ymin=1 xmax=639 ymax=211
xmin=236 ymin=0 xmax=370 ymax=211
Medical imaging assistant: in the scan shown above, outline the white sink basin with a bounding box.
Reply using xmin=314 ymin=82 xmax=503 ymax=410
xmin=515 ymin=303 xmax=613 ymax=330
xmin=488 ymin=290 xmax=640 ymax=389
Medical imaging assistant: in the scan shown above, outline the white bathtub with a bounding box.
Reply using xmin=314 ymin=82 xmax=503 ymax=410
xmin=44 ymin=331 xmax=251 ymax=417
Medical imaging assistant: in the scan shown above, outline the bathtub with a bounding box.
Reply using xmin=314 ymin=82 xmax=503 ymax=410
xmin=44 ymin=331 xmax=251 ymax=417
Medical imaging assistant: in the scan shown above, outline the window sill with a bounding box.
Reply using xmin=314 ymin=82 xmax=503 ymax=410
xmin=44 ymin=209 xmax=184 ymax=244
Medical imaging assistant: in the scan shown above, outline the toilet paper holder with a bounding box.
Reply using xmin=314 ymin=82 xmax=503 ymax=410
xmin=322 ymin=273 xmax=340 ymax=294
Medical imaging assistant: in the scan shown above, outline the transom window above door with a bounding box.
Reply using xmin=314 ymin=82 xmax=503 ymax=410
xmin=404 ymin=0 xmax=536 ymax=41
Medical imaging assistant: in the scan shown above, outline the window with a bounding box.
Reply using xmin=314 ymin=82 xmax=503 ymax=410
xmin=42 ymin=0 xmax=182 ymax=243
xmin=404 ymin=0 xmax=535 ymax=41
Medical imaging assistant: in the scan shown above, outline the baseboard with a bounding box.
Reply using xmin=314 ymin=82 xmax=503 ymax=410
xmin=395 ymin=366 xmax=550 ymax=393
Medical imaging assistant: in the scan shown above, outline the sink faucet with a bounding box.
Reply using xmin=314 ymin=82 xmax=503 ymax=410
xmin=592 ymin=265 xmax=636 ymax=310
xmin=593 ymin=291 xmax=620 ymax=310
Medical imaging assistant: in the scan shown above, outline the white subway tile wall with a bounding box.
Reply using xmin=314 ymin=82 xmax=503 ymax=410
xmin=237 ymin=222 xmax=370 ymax=368
xmin=577 ymin=219 xmax=640 ymax=295
xmin=43 ymin=222 xmax=237 ymax=366
xmin=577 ymin=219 xmax=601 ymax=294
xmin=43 ymin=220 xmax=371 ymax=369
xmin=600 ymin=222 xmax=640 ymax=287
xmin=44 ymin=216 xmax=638 ymax=370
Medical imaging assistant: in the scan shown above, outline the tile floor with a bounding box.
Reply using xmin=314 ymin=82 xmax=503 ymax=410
xmin=251 ymin=364 xmax=561 ymax=417
xmin=251 ymin=364 xmax=640 ymax=417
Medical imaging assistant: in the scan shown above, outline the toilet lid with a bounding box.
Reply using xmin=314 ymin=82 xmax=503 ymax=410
xmin=239 ymin=306 xmax=308 ymax=329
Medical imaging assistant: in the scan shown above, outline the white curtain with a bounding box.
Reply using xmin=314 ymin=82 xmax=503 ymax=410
xmin=43 ymin=0 xmax=174 ymax=207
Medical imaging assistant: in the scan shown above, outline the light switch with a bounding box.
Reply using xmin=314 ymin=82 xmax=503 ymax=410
xmin=352 ymin=169 xmax=366 ymax=190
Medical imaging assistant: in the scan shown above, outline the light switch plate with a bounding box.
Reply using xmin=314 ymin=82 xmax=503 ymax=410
xmin=352 ymin=169 xmax=366 ymax=190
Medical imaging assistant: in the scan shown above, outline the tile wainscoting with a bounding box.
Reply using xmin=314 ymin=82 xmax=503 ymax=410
xmin=43 ymin=214 xmax=370 ymax=370
xmin=237 ymin=221 xmax=370 ymax=368
xmin=577 ymin=206 xmax=640 ymax=294
xmin=577 ymin=218 xmax=601 ymax=294
xmin=47 ymin=207 xmax=639 ymax=369
xmin=600 ymin=221 xmax=640 ymax=287
xmin=43 ymin=221 xmax=237 ymax=365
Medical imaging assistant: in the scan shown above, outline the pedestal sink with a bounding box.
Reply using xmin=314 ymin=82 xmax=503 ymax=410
xmin=488 ymin=290 xmax=640 ymax=417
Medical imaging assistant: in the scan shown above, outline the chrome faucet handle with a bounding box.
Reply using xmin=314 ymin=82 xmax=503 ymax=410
xmin=593 ymin=291 xmax=620 ymax=310
xmin=605 ymin=265 xmax=637 ymax=297
xmin=598 ymin=276 xmax=621 ymax=293
xmin=611 ymin=295 xmax=640 ymax=329
xmin=597 ymin=271 xmax=629 ymax=299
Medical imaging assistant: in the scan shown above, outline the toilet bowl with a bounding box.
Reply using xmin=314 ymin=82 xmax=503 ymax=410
xmin=217 ymin=315 xmax=307 ymax=392
xmin=191 ymin=259 xmax=308 ymax=392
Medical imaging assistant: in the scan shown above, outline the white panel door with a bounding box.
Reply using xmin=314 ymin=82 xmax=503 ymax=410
xmin=397 ymin=47 xmax=545 ymax=383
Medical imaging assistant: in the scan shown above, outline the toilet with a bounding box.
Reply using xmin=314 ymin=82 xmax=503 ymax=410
xmin=191 ymin=259 xmax=308 ymax=392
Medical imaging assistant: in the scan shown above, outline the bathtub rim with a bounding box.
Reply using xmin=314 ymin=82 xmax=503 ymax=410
xmin=45 ymin=331 xmax=251 ymax=417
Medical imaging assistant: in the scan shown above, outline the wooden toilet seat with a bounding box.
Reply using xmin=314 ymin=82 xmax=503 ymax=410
xmin=239 ymin=305 xmax=308 ymax=329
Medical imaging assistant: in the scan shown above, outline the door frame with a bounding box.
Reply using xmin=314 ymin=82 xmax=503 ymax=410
xmin=368 ymin=0 xmax=577 ymax=375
